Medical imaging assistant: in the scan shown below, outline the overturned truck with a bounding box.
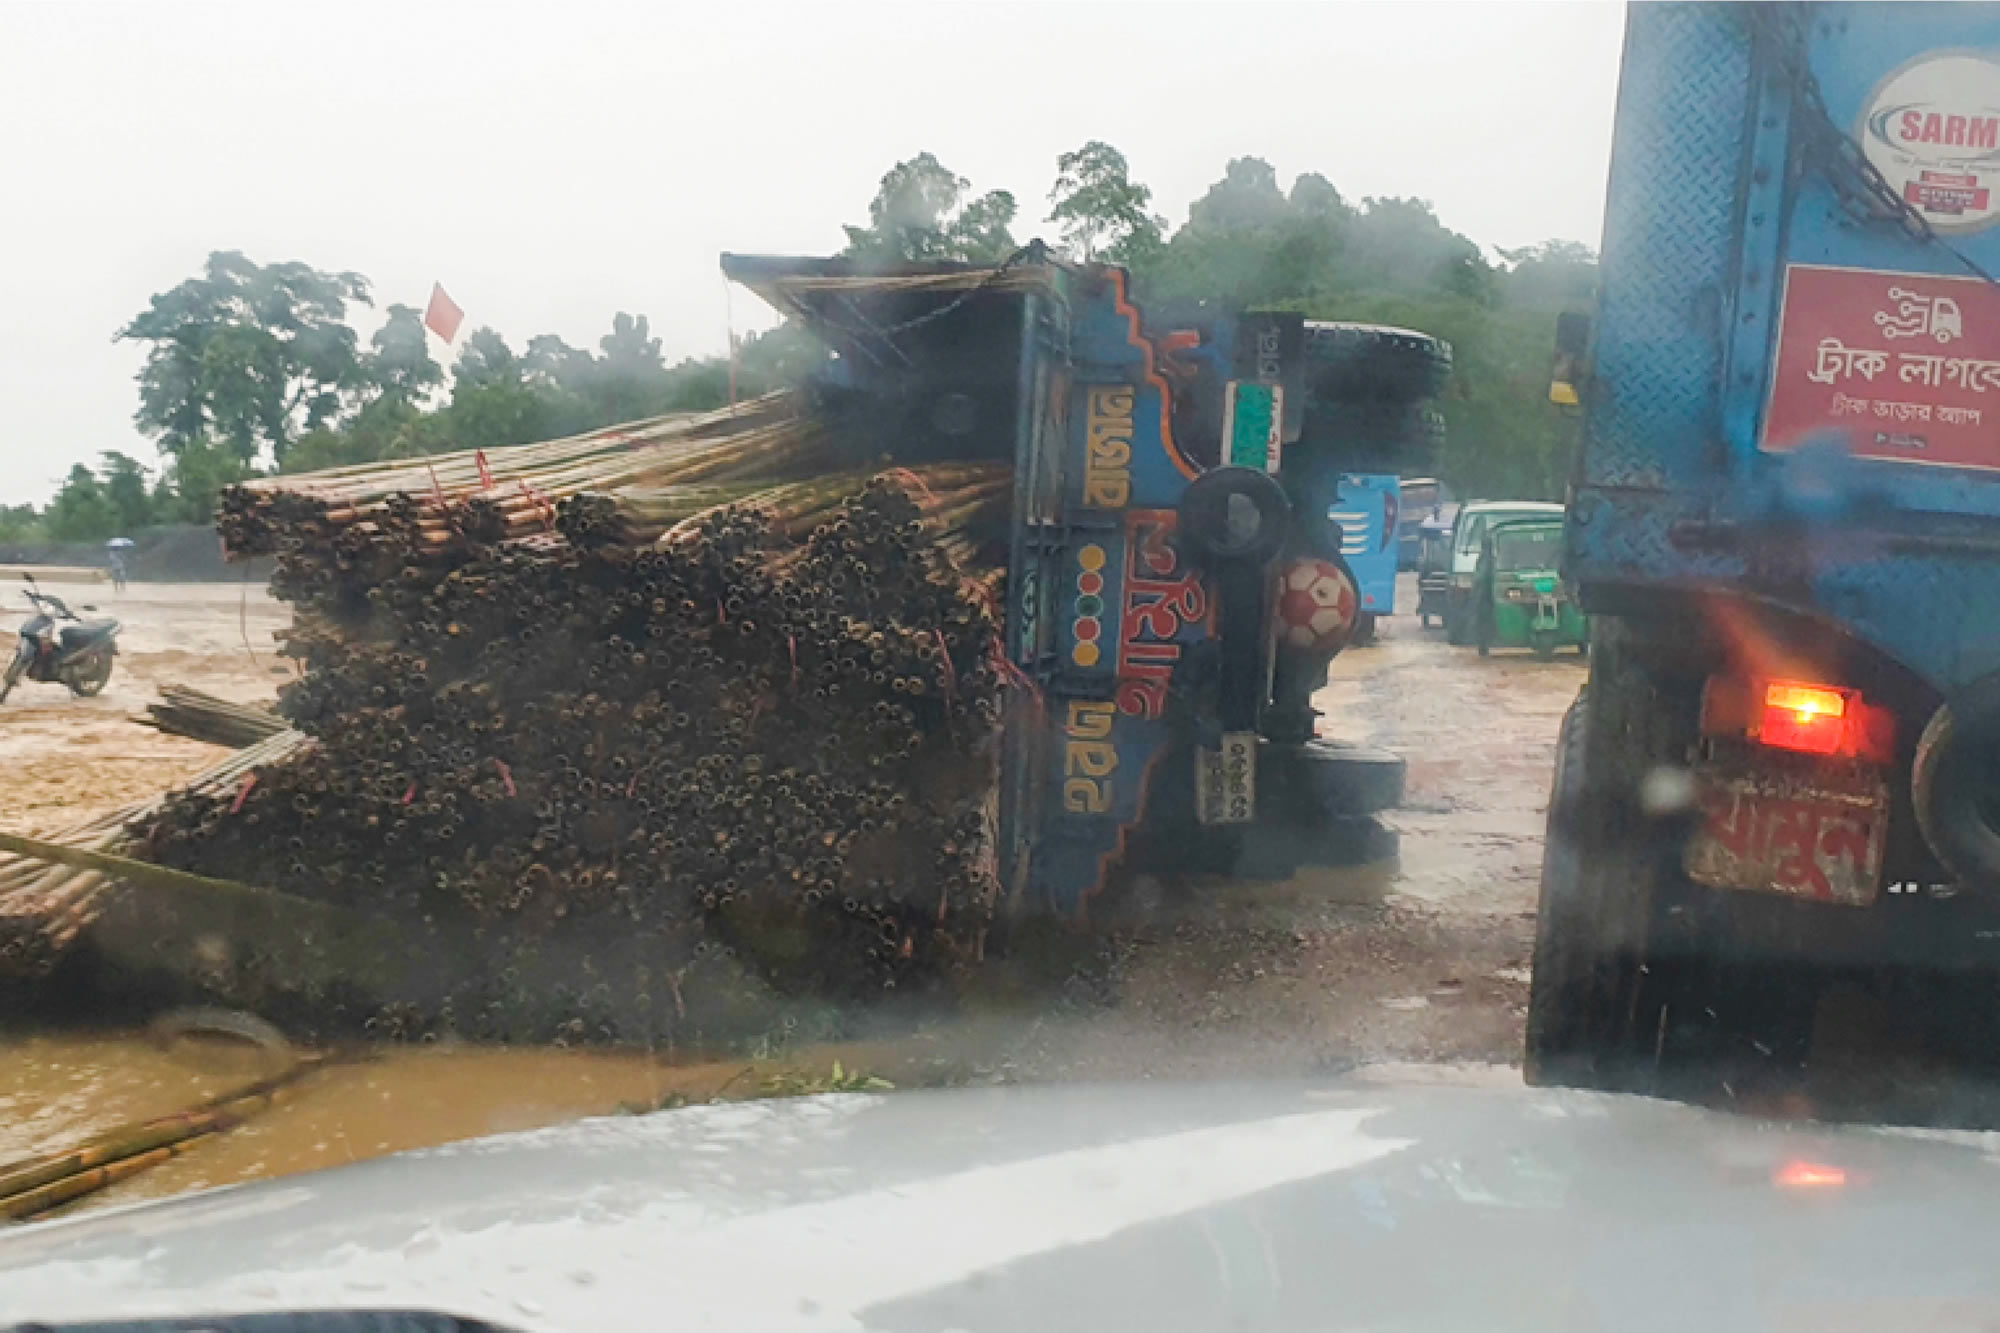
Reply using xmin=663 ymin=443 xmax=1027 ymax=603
xmin=93 ymin=249 xmax=1443 ymax=1041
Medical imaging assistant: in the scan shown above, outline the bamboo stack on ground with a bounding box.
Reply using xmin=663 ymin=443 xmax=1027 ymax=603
xmin=137 ymin=685 xmax=288 ymax=749
xmin=143 ymin=445 xmax=1016 ymax=1043
xmin=0 ymin=728 xmax=311 ymax=977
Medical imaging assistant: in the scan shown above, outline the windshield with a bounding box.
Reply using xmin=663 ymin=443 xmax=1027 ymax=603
xmin=1491 ymin=527 xmax=1562 ymax=571
xmin=8 ymin=1 xmax=2000 ymax=1320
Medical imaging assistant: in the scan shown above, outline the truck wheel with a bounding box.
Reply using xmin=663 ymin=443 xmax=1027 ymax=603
xmin=1444 ymin=595 xmax=1468 ymax=646
xmin=1912 ymin=674 xmax=2000 ymax=890
xmin=1259 ymin=739 xmax=1405 ymax=823
xmin=1304 ymin=399 xmax=1446 ymax=474
xmin=1524 ymin=620 xmax=1680 ymax=1090
xmin=1304 ymin=322 xmax=1453 ymax=400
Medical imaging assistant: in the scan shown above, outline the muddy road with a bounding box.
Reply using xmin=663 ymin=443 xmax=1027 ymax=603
xmin=0 ymin=578 xmax=292 ymax=836
xmin=0 ymin=572 xmax=1586 ymax=1210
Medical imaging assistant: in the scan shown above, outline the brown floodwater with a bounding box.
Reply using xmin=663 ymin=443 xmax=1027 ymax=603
xmin=0 ymin=1033 xmax=772 ymax=1217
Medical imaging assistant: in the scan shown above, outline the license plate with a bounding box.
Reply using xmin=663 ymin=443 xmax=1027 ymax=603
xmin=1197 ymin=732 xmax=1257 ymax=825
xmin=1684 ymin=763 xmax=1889 ymax=906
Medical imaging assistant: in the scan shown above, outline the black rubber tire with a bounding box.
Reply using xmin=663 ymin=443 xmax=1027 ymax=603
xmin=1177 ymin=466 xmax=1292 ymax=565
xmin=1912 ymin=674 xmax=2000 ymax=890
xmin=1303 ymin=322 xmax=1453 ymax=400
xmin=1258 ymin=739 xmax=1405 ymax=823
xmin=1523 ymin=620 xmax=1677 ymax=1090
xmin=1302 ymin=398 xmax=1445 ymax=474
xmin=66 ymin=651 xmax=113 ymax=698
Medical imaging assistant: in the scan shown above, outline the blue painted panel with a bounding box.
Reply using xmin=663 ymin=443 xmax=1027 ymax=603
xmin=1573 ymin=2 xmax=2000 ymax=692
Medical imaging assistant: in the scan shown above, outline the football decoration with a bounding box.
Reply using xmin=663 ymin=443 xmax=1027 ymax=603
xmin=1275 ymin=557 xmax=1359 ymax=653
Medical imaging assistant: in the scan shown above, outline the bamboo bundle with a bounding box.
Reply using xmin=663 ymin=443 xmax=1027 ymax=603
xmin=0 ymin=1054 xmax=327 ymax=1222
xmin=137 ymin=685 xmax=288 ymax=749
xmin=217 ymin=393 xmax=817 ymax=559
xmin=141 ymin=455 xmax=1016 ymax=1042
xmin=0 ymin=729 xmax=311 ymax=977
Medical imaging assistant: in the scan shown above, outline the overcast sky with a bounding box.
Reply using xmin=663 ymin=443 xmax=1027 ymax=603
xmin=0 ymin=1 xmax=1624 ymax=507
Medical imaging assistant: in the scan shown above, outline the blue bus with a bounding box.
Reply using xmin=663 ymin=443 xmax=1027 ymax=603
xmin=1330 ymin=473 xmax=1400 ymax=642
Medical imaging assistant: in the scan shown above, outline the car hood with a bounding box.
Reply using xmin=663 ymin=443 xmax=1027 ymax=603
xmin=5 ymin=1069 xmax=2000 ymax=1332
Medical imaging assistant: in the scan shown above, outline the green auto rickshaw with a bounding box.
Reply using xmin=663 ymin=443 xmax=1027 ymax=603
xmin=1471 ymin=517 xmax=1587 ymax=659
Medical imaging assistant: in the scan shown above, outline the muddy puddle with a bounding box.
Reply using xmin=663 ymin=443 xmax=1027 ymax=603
xmin=0 ymin=1031 xmax=913 ymax=1218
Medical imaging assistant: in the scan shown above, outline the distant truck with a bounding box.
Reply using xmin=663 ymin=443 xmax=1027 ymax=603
xmin=1529 ymin=2 xmax=2000 ymax=1090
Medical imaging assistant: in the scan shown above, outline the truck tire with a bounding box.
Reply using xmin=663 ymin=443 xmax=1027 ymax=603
xmin=1523 ymin=620 xmax=1679 ymax=1089
xmin=1912 ymin=674 xmax=2000 ymax=890
xmin=1259 ymin=739 xmax=1405 ymax=823
xmin=1305 ymin=398 xmax=1445 ymax=474
xmin=1304 ymin=322 xmax=1453 ymax=400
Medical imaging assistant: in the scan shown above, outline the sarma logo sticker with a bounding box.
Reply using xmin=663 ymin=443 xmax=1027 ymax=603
xmin=1863 ymin=53 xmax=2000 ymax=233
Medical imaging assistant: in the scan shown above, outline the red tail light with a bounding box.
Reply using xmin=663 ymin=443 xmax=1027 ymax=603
xmin=1700 ymin=675 xmax=1895 ymax=763
xmin=1762 ymin=683 xmax=1846 ymax=755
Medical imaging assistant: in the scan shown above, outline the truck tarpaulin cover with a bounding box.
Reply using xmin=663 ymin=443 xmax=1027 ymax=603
xmin=1763 ymin=264 xmax=2000 ymax=471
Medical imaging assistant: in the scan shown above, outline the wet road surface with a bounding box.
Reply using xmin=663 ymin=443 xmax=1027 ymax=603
xmin=0 ymin=573 xmax=1587 ymax=1213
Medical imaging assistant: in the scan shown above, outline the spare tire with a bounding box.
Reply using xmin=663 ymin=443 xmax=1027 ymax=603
xmin=1178 ymin=466 xmax=1292 ymax=564
xmin=1302 ymin=398 xmax=1446 ymax=473
xmin=1304 ymin=322 xmax=1453 ymax=400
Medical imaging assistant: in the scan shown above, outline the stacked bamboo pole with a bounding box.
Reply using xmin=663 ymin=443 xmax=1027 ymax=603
xmin=216 ymin=394 xmax=817 ymax=559
xmin=0 ymin=729 xmax=310 ymax=977
xmin=135 ymin=445 xmax=1016 ymax=1042
xmin=137 ymin=686 xmax=288 ymax=749
xmin=0 ymin=1054 xmax=328 ymax=1222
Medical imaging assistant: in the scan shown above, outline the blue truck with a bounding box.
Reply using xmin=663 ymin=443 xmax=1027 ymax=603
xmin=724 ymin=253 xmax=1447 ymax=919
xmin=1530 ymin=2 xmax=2000 ymax=1090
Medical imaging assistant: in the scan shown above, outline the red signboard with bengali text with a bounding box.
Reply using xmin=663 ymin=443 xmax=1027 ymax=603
xmin=1763 ymin=264 xmax=2000 ymax=471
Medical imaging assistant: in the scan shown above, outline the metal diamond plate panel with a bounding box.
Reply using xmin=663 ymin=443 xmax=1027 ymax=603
xmin=1572 ymin=2 xmax=2000 ymax=693
xmin=1584 ymin=3 xmax=1754 ymax=492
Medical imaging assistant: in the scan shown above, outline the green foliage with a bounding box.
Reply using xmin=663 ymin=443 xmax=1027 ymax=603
xmin=44 ymin=465 xmax=117 ymax=542
xmin=0 ymin=504 xmax=45 ymax=544
xmin=366 ymin=303 xmax=443 ymax=406
xmin=156 ymin=436 xmax=255 ymax=526
xmin=761 ymin=1060 xmax=894 ymax=1098
xmin=842 ymin=152 xmax=1019 ymax=264
xmin=260 ymin=314 xmax=822 ymax=477
xmin=1050 ymin=140 xmax=1165 ymax=265
xmin=99 ymin=451 xmax=155 ymax=534
xmin=1118 ymin=150 xmax=1591 ymax=497
xmin=117 ymin=251 xmax=373 ymax=467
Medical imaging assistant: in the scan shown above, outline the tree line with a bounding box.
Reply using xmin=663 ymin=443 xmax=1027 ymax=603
xmin=5 ymin=142 xmax=1594 ymax=545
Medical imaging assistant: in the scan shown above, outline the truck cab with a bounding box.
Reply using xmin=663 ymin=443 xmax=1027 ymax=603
xmin=723 ymin=250 xmax=1424 ymax=920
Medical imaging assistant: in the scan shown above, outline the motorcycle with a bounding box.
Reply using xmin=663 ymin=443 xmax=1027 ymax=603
xmin=1 ymin=576 xmax=121 ymax=704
